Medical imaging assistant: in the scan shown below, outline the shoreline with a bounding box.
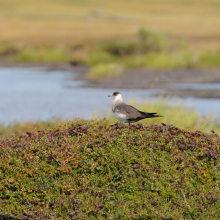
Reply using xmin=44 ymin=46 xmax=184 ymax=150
xmin=1 ymin=62 xmax=220 ymax=98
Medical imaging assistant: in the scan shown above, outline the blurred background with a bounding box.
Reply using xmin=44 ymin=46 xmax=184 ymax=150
xmin=0 ymin=0 xmax=220 ymax=133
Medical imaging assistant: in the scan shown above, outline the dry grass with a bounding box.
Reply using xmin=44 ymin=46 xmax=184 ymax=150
xmin=0 ymin=0 xmax=220 ymax=52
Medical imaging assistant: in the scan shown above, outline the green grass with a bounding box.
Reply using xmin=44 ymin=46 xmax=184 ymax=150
xmin=106 ymin=97 xmax=220 ymax=134
xmin=2 ymin=28 xmax=220 ymax=70
xmin=198 ymin=52 xmax=220 ymax=68
xmin=87 ymin=63 xmax=124 ymax=79
xmin=85 ymin=51 xmax=117 ymax=66
xmin=124 ymin=52 xmax=199 ymax=69
xmin=17 ymin=48 xmax=66 ymax=63
xmin=1 ymin=26 xmax=220 ymax=70
xmin=0 ymin=119 xmax=219 ymax=219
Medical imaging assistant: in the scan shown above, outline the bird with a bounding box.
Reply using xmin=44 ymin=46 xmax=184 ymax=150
xmin=108 ymin=91 xmax=161 ymax=125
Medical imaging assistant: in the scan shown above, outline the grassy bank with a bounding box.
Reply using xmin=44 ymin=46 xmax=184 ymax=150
xmin=0 ymin=119 xmax=219 ymax=219
xmin=1 ymin=27 xmax=220 ymax=70
xmin=0 ymin=0 xmax=220 ymax=74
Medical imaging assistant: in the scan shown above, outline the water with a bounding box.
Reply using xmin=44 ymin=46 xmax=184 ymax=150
xmin=0 ymin=67 xmax=220 ymax=124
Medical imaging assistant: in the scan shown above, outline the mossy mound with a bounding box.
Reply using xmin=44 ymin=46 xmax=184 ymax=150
xmin=0 ymin=119 xmax=219 ymax=219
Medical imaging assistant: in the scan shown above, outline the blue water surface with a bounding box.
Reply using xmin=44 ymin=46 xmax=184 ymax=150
xmin=0 ymin=67 xmax=220 ymax=124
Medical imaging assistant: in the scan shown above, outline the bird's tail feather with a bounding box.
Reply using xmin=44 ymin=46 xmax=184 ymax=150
xmin=141 ymin=112 xmax=162 ymax=118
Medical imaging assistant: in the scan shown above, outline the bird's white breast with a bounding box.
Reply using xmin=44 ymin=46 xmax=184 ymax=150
xmin=113 ymin=112 xmax=128 ymax=124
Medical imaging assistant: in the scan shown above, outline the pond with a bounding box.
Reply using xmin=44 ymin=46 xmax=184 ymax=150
xmin=0 ymin=67 xmax=220 ymax=124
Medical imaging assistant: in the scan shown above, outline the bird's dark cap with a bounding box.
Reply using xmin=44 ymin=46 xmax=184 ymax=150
xmin=113 ymin=91 xmax=121 ymax=96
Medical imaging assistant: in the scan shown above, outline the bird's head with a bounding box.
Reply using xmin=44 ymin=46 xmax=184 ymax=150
xmin=108 ymin=91 xmax=122 ymax=101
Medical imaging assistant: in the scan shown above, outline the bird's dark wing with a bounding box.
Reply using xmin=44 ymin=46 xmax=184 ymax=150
xmin=114 ymin=103 xmax=143 ymax=119
xmin=114 ymin=103 xmax=161 ymax=119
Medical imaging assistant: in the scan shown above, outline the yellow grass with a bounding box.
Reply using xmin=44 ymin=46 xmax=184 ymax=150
xmin=0 ymin=0 xmax=220 ymax=52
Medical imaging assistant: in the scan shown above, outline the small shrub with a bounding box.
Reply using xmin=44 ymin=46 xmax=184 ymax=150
xmin=138 ymin=27 xmax=166 ymax=52
xmin=87 ymin=63 xmax=123 ymax=79
xmin=0 ymin=118 xmax=219 ymax=219
xmin=101 ymin=41 xmax=139 ymax=56
xmin=68 ymin=51 xmax=87 ymax=66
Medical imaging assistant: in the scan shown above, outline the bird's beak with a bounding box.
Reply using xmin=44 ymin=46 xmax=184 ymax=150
xmin=108 ymin=94 xmax=113 ymax=97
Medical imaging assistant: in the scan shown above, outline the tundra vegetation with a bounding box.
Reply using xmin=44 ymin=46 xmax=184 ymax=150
xmin=0 ymin=100 xmax=220 ymax=219
xmin=0 ymin=119 xmax=219 ymax=219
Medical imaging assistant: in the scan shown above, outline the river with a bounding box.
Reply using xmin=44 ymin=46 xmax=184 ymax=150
xmin=0 ymin=67 xmax=220 ymax=124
